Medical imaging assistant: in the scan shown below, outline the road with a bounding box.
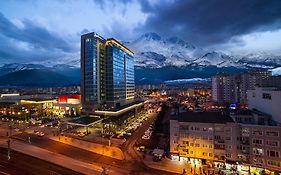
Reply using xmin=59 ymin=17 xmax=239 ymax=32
xmin=0 ymin=147 xmax=82 ymax=175
xmin=123 ymin=112 xmax=157 ymax=161
xmin=1 ymin=110 xmax=179 ymax=175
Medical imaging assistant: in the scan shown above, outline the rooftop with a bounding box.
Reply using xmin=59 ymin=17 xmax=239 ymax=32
xmin=106 ymin=38 xmax=134 ymax=55
xmin=94 ymin=100 xmax=144 ymax=117
xmin=232 ymin=109 xmax=279 ymax=126
xmin=172 ymin=111 xmax=234 ymax=124
xmin=67 ymin=116 xmax=102 ymax=126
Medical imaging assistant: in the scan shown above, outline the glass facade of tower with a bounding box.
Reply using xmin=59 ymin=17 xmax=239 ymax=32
xmin=81 ymin=33 xmax=134 ymax=109
xmin=84 ymin=38 xmax=98 ymax=103
xmin=106 ymin=44 xmax=126 ymax=103
xmin=125 ymin=54 xmax=135 ymax=100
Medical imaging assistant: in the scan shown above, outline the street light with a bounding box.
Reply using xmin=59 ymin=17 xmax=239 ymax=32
xmin=7 ymin=139 xmax=11 ymax=160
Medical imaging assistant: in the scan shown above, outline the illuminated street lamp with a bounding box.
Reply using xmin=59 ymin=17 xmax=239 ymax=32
xmin=7 ymin=139 xmax=11 ymax=160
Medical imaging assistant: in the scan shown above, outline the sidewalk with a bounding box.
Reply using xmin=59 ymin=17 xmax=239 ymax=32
xmin=0 ymin=140 xmax=127 ymax=175
xmin=50 ymin=135 xmax=125 ymax=160
xmin=143 ymin=154 xmax=186 ymax=174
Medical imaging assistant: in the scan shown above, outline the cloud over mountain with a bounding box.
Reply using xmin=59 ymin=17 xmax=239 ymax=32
xmin=140 ymin=0 xmax=281 ymax=46
xmin=0 ymin=12 xmax=77 ymax=63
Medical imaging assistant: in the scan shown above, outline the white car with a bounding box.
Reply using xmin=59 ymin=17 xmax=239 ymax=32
xmin=142 ymin=135 xmax=150 ymax=140
xmin=37 ymin=132 xmax=45 ymax=137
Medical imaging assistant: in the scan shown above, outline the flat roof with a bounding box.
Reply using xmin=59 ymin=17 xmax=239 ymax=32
xmin=94 ymin=101 xmax=143 ymax=116
xmin=172 ymin=111 xmax=234 ymax=124
xmin=20 ymin=98 xmax=56 ymax=103
xmin=67 ymin=116 xmax=102 ymax=126
xmin=106 ymin=38 xmax=134 ymax=55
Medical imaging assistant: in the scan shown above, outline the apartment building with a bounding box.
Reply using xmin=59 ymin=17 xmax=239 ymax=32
xmin=248 ymin=87 xmax=281 ymax=123
xmin=211 ymin=71 xmax=271 ymax=105
xmin=170 ymin=111 xmax=236 ymax=163
xmin=232 ymin=110 xmax=281 ymax=173
xmin=170 ymin=110 xmax=281 ymax=174
xmin=211 ymin=74 xmax=236 ymax=104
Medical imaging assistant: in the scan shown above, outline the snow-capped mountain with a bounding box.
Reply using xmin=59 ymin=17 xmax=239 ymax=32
xmin=124 ymin=32 xmax=281 ymax=69
xmin=271 ymin=67 xmax=281 ymax=76
xmin=1 ymin=63 xmax=46 ymax=71
xmin=125 ymin=32 xmax=208 ymax=68
xmin=238 ymin=52 xmax=281 ymax=68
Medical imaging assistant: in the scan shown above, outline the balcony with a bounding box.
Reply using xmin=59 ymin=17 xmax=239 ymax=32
xmin=215 ymin=140 xmax=225 ymax=144
xmin=240 ymin=140 xmax=250 ymax=145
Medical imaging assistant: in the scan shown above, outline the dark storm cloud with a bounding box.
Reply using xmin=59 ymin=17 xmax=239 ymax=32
xmin=0 ymin=12 xmax=75 ymax=53
xmin=139 ymin=0 xmax=281 ymax=46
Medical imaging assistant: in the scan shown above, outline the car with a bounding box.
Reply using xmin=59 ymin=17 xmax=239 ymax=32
xmin=142 ymin=135 xmax=150 ymax=140
xmin=37 ymin=132 xmax=45 ymax=137
xmin=78 ymin=133 xmax=85 ymax=137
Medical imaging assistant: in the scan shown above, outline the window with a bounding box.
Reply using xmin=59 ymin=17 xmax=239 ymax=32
xmin=241 ymin=128 xmax=250 ymax=136
xmin=253 ymin=148 xmax=263 ymax=156
xmin=267 ymin=160 xmax=280 ymax=167
xmin=209 ymin=153 xmax=213 ymax=157
xmin=225 ymin=137 xmax=231 ymax=141
xmin=266 ymin=131 xmax=279 ymax=137
xmin=226 ymin=153 xmax=231 ymax=158
xmin=253 ymin=158 xmax=264 ymax=165
xmin=209 ymin=145 xmax=213 ymax=149
xmin=266 ymin=140 xmax=279 ymax=147
xmin=262 ymin=93 xmax=271 ymax=100
xmin=266 ymin=150 xmax=279 ymax=158
xmin=195 ymin=143 xmax=200 ymax=147
xmin=214 ymin=135 xmax=221 ymax=140
xmin=202 ymin=144 xmax=208 ymax=148
xmin=252 ymin=130 xmax=263 ymax=136
xmin=253 ymin=139 xmax=263 ymax=145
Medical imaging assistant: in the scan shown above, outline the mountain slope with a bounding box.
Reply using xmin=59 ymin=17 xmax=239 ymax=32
xmin=125 ymin=32 xmax=281 ymax=69
xmin=0 ymin=69 xmax=78 ymax=87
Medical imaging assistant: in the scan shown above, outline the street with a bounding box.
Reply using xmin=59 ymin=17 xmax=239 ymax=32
xmin=0 ymin=109 xmax=180 ymax=175
xmin=0 ymin=147 xmax=82 ymax=175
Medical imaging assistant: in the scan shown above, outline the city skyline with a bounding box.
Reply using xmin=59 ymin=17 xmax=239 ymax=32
xmin=0 ymin=1 xmax=281 ymax=174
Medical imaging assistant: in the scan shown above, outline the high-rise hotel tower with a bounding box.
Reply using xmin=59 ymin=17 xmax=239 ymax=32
xmin=81 ymin=32 xmax=135 ymax=111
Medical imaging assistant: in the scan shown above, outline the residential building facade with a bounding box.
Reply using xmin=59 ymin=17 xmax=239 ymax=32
xmin=211 ymin=71 xmax=271 ymax=105
xmin=211 ymin=74 xmax=236 ymax=104
xmin=170 ymin=110 xmax=281 ymax=174
xmin=248 ymin=87 xmax=281 ymax=123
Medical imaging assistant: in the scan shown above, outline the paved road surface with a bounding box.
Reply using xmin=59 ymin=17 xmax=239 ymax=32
xmin=0 ymin=147 xmax=82 ymax=175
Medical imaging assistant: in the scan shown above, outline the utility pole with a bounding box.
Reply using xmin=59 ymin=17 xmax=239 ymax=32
xmin=7 ymin=139 xmax=11 ymax=160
